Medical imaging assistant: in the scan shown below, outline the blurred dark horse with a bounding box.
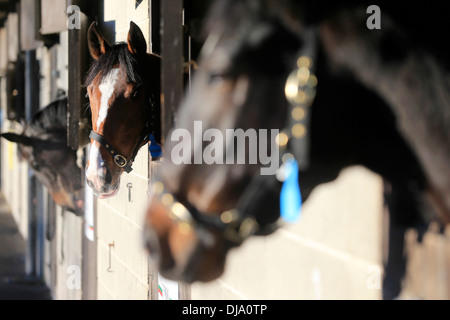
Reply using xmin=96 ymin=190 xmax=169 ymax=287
xmin=144 ymin=0 xmax=450 ymax=286
xmin=1 ymin=96 xmax=84 ymax=215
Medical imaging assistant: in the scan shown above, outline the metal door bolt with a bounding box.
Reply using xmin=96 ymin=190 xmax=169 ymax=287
xmin=107 ymin=242 xmax=115 ymax=272
xmin=127 ymin=183 xmax=133 ymax=202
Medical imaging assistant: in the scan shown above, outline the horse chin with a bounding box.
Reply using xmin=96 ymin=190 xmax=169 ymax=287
xmin=87 ymin=180 xmax=120 ymax=199
xmin=150 ymin=244 xmax=225 ymax=283
xmin=86 ymin=175 xmax=120 ymax=199
xmin=68 ymin=192 xmax=85 ymax=216
xmin=95 ymin=187 xmax=119 ymax=199
xmin=157 ymin=250 xmax=226 ymax=284
xmin=145 ymin=195 xmax=229 ymax=283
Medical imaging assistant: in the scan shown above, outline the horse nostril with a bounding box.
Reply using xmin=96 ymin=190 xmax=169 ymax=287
xmin=144 ymin=227 xmax=161 ymax=265
xmin=100 ymin=168 xmax=113 ymax=185
xmin=87 ymin=179 xmax=95 ymax=190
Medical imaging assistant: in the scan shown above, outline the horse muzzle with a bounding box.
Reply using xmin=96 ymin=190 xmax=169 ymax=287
xmin=87 ymin=180 xmax=119 ymax=199
xmin=86 ymin=163 xmax=120 ymax=199
xmin=86 ymin=141 xmax=123 ymax=198
xmin=144 ymin=194 xmax=227 ymax=283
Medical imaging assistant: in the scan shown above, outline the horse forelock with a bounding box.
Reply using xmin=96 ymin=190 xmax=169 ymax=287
xmin=84 ymin=43 xmax=143 ymax=88
xmin=203 ymin=0 xmax=301 ymax=71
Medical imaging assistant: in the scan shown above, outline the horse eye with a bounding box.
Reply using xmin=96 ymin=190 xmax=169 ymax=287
xmin=208 ymin=73 xmax=231 ymax=85
xmin=132 ymin=89 xmax=141 ymax=99
xmin=86 ymin=85 xmax=93 ymax=98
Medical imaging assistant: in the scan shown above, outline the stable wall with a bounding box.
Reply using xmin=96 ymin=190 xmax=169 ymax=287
xmin=95 ymin=0 xmax=153 ymax=300
xmin=192 ymin=166 xmax=385 ymax=299
xmin=37 ymin=32 xmax=84 ymax=300
xmin=0 ymin=120 xmax=29 ymax=239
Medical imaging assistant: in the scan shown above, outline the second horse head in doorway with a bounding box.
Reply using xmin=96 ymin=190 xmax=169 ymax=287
xmin=1 ymin=96 xmax=84 ymax=215
xmin=85 ymin=21 xmax=160 ymax=198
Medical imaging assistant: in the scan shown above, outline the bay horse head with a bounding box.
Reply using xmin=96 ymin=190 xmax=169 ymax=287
xmin=144 ymin=0 xmax=439 ymax=283
xmin=1 ymin=97 xmax=84 ymax=215
xmin=85 ymin=21 xmax=160 ymax=198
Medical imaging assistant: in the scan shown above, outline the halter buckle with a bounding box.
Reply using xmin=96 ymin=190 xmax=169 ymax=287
xmin=114 ymin=154 xmax=128 ymax=168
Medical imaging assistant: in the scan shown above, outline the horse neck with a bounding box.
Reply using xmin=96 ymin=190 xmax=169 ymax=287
xmin=143 ymin=53 xmax=161 ymax=97
xmin=142 ymin=53 xmax=161 ymax=140
xmin=28 ymin=97 xmax=68 ymax=137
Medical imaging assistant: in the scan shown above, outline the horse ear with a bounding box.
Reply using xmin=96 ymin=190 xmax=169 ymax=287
xmin=1 ymin=133 xmax=34 ymax=146
xmin=88 ymin=21 xmax=111 ymax=60
xmin=127 ymin=21 xmax=147 ymax=55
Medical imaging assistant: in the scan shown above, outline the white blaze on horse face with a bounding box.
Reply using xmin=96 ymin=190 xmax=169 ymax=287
xmin=86 ymin=143 xmax=118 ymax=196
xmin=97 ymin=68 xmax=120 ymax=130
xmin=86 ymin=68 xmax=120 ymax=194
xmin=86 ymin=143 xmax=104 ymax=191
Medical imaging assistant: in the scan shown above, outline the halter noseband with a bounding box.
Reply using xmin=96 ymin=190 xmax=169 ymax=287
xmin=89 ymin=128 xmax=149 ymax=174
xmin=151 ymin=28 xmax=318 ymax=247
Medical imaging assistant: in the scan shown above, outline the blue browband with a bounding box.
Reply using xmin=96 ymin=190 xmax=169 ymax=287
xmin=148 ymin=133 xmax=163 ymax=158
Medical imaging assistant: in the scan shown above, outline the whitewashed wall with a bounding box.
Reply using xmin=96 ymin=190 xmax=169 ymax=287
xmin=39 ymin=31 xmax=83 ymax=300
xmin=0 ymin=48 xmax=29 ymax=239
xmin=192 ymin=166 xmax=384 ymax=299
xmin=0 ymin=121 xmax=29 ymax=239
xmin=96 ymin=0 xmax=152 ymax=300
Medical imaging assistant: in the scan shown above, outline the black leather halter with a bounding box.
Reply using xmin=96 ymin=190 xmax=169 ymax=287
xmin=89 ymin=129 xmax=149 ymax=173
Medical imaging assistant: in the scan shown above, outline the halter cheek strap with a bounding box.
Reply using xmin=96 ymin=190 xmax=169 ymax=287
xmin=150 ymin=181 xmax=269 ymax=246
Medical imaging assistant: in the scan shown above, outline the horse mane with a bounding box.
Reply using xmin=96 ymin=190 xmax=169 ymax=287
xmin=204 ymin=0 xmax=301 ymax=75
xmin=84 ymin=43 xmax=143 ymax=87
xmin=28 ymin=96 xmax=68 ymax=136
xmin=206 ymin=0 xmax=449 ymax=70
